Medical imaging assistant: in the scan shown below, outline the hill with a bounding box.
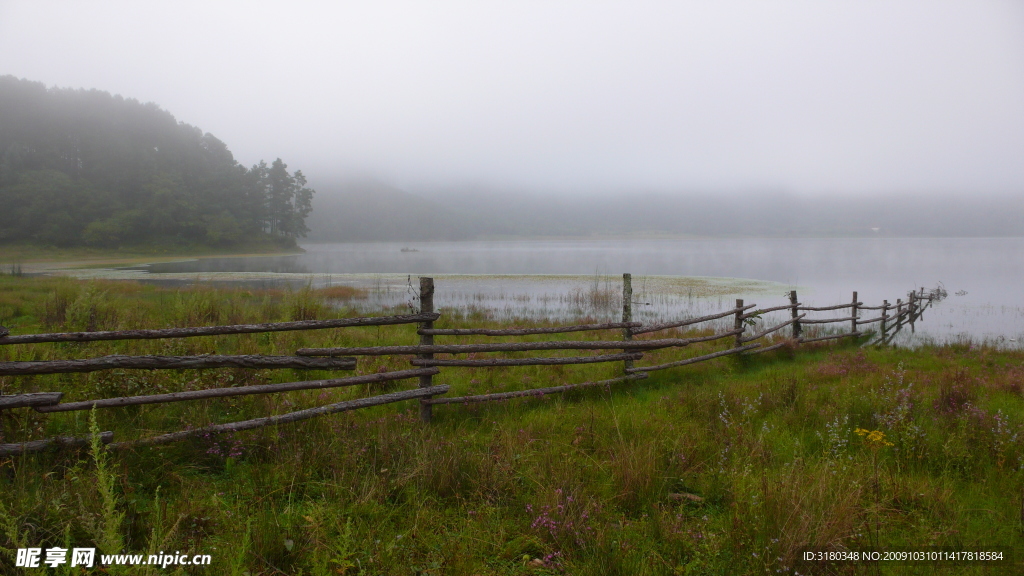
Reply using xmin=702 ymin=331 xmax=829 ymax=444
xmin=0 ymin=76 xmax=313 ymax=249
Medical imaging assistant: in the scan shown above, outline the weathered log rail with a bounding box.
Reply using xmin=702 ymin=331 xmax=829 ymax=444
xmin=410 ymin=352 xmax=643 ymax=367
xmin=108 ymin=385 xmax=450 ymax=450
xmin=0 ymin=355 xmax=357 ymax=376
xmin=739 ymin=314 xmax=805 ymax=344
xmin=0 ymin=313 xmax=439 ymax=345
xmin=631 ymin=305 xmax=756 ymax=335
xmin=417 ymin=321 xmax=642 ymax=336
xmin=1 ymin=431 xmax=113 ymax=457
xmin=34 ymin=368 xmax=439 ymax=413
xmin=626 ymin=344 xmax=761 ymax=373
xmin=0 ymin=392 xmax=63 ymax=410
xmin=0 ymin=276 xmax=939 ymax=454
xmin=423 ymin=374 xmax=648 ymax=405
xmin=799 ymin=316 xmax=857 ymax=324
xmin=800 ymin=332 xmax=862 ymax=344
xmin=744 ymin=303 xmax=801 ymax=317
xmin=798 ymin=303 xmax=860 ymax=312
xmin=295 ymin=338 xmax=698 ymax=357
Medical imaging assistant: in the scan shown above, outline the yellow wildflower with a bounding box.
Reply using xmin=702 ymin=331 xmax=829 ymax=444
xmin=855 ymin=428 xmax=894 ymax=448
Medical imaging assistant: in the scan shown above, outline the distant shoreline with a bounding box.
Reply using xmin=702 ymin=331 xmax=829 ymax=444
xmin=0 ymin=244 xmax=303 ymax=266
xmin=304 ymin=233 xmax=1024 ymax=244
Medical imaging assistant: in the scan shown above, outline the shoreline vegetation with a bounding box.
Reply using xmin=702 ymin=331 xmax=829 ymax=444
xmin=2 ymin=275 xmax=1023 ymax=574
xmin=0 ymin=242 xmax=305 ymax=265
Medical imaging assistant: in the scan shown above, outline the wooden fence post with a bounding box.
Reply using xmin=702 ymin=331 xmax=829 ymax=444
xmin=908 ymin=291 xmax=917 ymax=332
xmin=734 ymin=299 xmax=744 ymax=349
xmin=789 ymin=290 xmax=801 ymax=340
xmin=880 ymin=299 xmax=889 ymax=342
xmin=622 ymin=273 xmax=634 ymax=373
xmin=418 ymin=277 xmax=435 ymax=423
xmin=851 ymin=291 xmax=859 ymax=337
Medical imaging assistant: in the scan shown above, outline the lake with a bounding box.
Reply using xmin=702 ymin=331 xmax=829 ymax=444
xmin=67 ymin=237 xmax=1024 ymax=346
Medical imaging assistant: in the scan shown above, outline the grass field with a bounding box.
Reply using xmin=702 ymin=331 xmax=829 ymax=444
xmin=1 ymin=275 xmax=1023 ymax=575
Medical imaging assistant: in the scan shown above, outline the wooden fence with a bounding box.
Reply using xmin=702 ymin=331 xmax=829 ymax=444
xmin=0 ymin=276 xmax=939 ymax=455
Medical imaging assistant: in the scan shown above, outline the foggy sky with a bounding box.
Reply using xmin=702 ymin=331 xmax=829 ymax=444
xmin=2 ymin=1 xmax=1023 ymax=196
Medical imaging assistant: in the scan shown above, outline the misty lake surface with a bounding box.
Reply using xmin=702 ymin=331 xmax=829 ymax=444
xmin=108 ymin=238 xmax=1024 ymax=346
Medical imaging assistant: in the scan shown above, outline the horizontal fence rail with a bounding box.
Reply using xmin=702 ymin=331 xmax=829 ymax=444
xmin=410 ymin=352 xmax=643 ymax=367
xmin=0 ymin=355 xmax=358 ymax=376
xmin=297 ymin=338 xmax=700 ymax=357
xmin=424 ymin=374 xmax=648 ymax=405
xmin=0 ymin=392 xmax=63 ymax=410
xmin=0 ymin=431 xmax=113 ymax=456
xmin=0 ymin=274 xmax=941 ymax=453
xmin=800 ymin=332 xmax=862 ymax=344
xmin=0 ymin=313 xmax=440 ymax=345
xmin=627 ymin=344 xmax=761 ymax=373
xmin=743 ymin=303 xmax=801 ymax=317
xmin=798 ymin=303 xmax=860 ymax=312
xmin=34 ymin=368 xmax=439 ymax=413
xmin=739 ymin=314 xmax=805 ymax=343
xmin=108 ymin=385 xmax=450 ymax=450
xmin=745 ymin=341 xmax=790 ymax=355
xmin=799 ymin=316 xmax=856 ymax=325
xmin=418 ymin=321 xmax=642 ymax=336
xmin=631 ymin=305 xmax=757 ymax=335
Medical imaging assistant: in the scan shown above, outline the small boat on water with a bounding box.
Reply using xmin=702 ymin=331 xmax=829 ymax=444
xmin=400 ymin=247 xmax=419 ymax=253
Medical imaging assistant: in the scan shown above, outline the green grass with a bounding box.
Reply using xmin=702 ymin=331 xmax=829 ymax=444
xmin=1 ymin=275 xmax=1023 ymax=575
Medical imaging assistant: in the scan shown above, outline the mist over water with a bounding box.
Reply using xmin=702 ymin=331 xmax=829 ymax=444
xmin=132 ymin=237 xmax=1024 ymax=345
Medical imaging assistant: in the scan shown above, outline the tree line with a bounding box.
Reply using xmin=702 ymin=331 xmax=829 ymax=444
xmin=0 ymin=76 xmax=313 ymax=248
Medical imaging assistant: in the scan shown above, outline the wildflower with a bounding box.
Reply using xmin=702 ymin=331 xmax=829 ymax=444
xmin=855 ymin=428 xmax=893 ymax=448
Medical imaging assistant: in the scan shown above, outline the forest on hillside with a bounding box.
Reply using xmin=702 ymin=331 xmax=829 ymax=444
xmin=0 ymin=76 xmax=313 ymax=248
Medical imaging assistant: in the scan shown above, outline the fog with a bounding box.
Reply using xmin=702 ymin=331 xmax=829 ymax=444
xmin=305 ymin=181 xmax=1024 ymax=241
xmin=2 ymin=1 xmax=1023 ymax=197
